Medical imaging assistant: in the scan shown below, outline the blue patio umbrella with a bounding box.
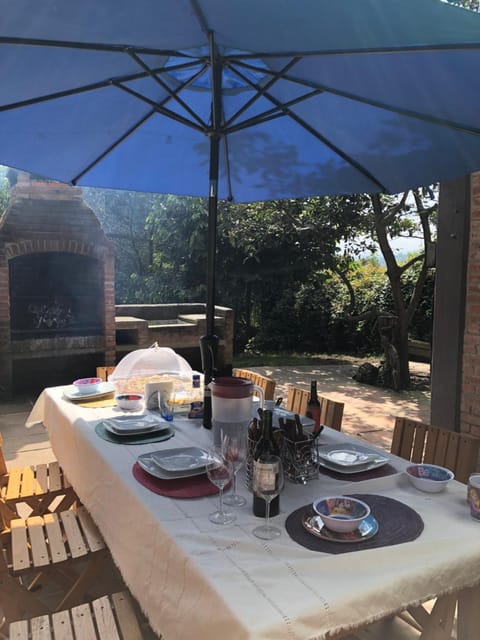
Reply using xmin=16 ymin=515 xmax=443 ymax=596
xmin=1 ymin=0 xmax=480 ymax=425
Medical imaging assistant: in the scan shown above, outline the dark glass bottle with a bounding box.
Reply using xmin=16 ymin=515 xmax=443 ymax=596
xmin=306 ymin=380 xmax=321 ymax=434
xmin=252 ymin=409 xmax=280 ymax=517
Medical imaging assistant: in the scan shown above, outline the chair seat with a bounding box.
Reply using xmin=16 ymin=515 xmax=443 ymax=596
xmin=1 ymin=507 xmax=119 ymax=622
xmin=9 ymin=591 xmax=144 ymax=640
xmin=1 ymin=461 xmax=77 ymax=518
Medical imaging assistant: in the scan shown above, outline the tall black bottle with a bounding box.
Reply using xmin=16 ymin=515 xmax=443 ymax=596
xmin=252 ymin=409 xmax=280 ymax=517
xmin=306 ymin=380 xmax=321 ymax=434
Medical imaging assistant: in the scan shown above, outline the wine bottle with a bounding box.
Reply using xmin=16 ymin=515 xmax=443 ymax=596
xmin=306 ymin=380 xmax=321 ymax=434
xmin=252 ymin=409 xmax=280 ymax=517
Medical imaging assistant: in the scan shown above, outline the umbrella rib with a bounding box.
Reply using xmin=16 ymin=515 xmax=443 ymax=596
xmin=230 ymin=65 xmax=388 ymax=192
xmin=0 ymin=35 xmax=478 ymax=58
xmin=223 ymin=57 xmax=302 ymax=129
xmin=113 ymin=81 xmax=205 ymax=133
xmin=71 ymin=110 xmax=156 ymax=184
xmin=236 ymin=58 xmax=480 ymax=137
xmin=126 ymin=49 xmax=208 ymax=129
xmin=0 ymin=64 xmax=190 ymax=113
xmin=225 ymin=90 xmax=324 ymax=134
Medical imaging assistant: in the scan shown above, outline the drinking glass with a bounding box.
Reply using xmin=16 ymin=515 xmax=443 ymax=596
xmin=205 ymin=446 xmax=236 ymax=525
xmin=158 ymin=389 xmax=175 ymax=422
xmin=252 ymin=454 xmax=284 ymax=540
xmin=222 ymin=427 xmax=247 ymax=507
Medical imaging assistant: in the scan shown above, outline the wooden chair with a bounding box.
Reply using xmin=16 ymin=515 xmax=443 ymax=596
xmin=96 ymin=366 xmax=116 ymax=382
xmin=232 ymin=368 xmax=276 ymax=401
xmin=0 ymin=434 xmax=77 ymax=528
xmin=0 ymin=506 xmax=121 ymax=623
xmin=8 ymin=591 xmax=144 ymax=640
xmin=391 ymin=417 xmax=480 ymax=484
xmin=285 ymin=386 xmax=344 ymax=431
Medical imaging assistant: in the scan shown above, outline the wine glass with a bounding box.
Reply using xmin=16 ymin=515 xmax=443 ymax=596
xmin=222 ymin=427 xmax=247 ymax=507
xmin=252 ymin=454 xmax=284 ymax=540
xmin=205 ymin=446 xmax=236 ymax=525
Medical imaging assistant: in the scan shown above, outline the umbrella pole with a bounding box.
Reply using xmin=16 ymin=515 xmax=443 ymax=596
xmin=201 ymin=32 xmax=222 ymax=430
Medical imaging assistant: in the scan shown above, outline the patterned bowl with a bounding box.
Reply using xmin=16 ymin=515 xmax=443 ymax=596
xmin=115 ymin=393 xmax=144 ymax=411
xmin=72 ymin=377 xmax=103 ymax=395
xmin=312 ymin=496 xmax=370 ymax=533
xmin=405 ymin=464 xmax=454 ymax=493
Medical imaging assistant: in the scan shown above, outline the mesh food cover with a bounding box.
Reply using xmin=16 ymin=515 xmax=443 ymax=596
xmin=108 ymin=344 xmax=193 ymax=394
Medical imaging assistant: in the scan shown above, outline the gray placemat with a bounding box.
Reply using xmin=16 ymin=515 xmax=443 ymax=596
xmin=285 ymin=494 xmax=424 ymax=554
xmin=95 ymin=422 xmax=175 ymax=445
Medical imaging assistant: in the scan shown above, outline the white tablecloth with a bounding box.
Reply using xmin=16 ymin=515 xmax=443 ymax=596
xmin=27 ymin=388 xmax=480 ymax=640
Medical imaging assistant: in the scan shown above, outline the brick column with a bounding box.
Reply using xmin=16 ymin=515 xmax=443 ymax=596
xmin=461 ymin=172 xmax=480 ymax=436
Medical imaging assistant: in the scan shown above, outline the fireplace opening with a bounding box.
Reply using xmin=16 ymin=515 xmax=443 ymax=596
xmin=9 ymin=252 xmax=104 ymax=340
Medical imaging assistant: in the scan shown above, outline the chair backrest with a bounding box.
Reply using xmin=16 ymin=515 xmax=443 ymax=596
xmin=391 ymin=417 xmax=480 ymax=483
xmin=285 ymin=386 xmax=344 ymax=431
xmin=232 ymin=368 xmax=276 ymax=401
xmin=96 ymin=366 xmax=116 ymax=382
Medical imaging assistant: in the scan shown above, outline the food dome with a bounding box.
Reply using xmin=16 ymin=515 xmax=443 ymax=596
xmin=108 ymin=344 xmax=194 ymax=394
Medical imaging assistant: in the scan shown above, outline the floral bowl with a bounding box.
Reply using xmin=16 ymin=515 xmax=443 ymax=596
xmin=405 ymin=463 xmax=454 ymax=493
xmin=72 ymin=377 xmax=103 ymax=395
xmin=312 ymin=496 xmax=370 ymax=533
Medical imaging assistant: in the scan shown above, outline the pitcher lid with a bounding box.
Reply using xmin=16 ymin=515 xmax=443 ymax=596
xmin=209 ymin=376 xmax=253 ymax=398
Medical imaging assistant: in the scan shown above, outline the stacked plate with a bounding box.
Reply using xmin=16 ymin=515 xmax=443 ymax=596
xmin=103 ymin=414 xmax=170 ymax=437
xmin=315 ymin=443 xmax=389 ymax=474
xmin=137 ymin=447 xmax=209 ymax=480
xmin=63 ymin=382 xmax=115 ymax=402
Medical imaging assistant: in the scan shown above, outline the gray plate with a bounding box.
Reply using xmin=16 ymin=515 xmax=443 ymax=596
xmin=137 ymin=451 xmax=206 ymax=480
xmin=103 ymin=414 xmax=170 ymax=436
xmin=315 ymin=443 xmax=389 ymax=474
xmin=150 ymin=446 xmax=209 ymax=472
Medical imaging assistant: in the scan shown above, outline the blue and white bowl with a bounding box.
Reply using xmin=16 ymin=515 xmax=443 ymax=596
xmin=405 ymin=463 xmax=454 ymax=493
xmin=313 ymin=496 xmax=370 ymax=533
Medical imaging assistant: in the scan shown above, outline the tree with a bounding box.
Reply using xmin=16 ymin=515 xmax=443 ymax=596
xmin=336 ymin=189 xmax=437 ymax=389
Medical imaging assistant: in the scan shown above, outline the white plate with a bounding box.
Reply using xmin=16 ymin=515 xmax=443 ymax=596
xmin=103 ymin=415 xmax=171 ymax=436
xmin=315 ymin=443 xmax=389 ymax=474
xmin=137 ymin=452 xmax=206 ymax=480
xmin=150 ymin=447 xmax=209 ymax=472
xmin=63 ymin=382 xmax=115 ymax=401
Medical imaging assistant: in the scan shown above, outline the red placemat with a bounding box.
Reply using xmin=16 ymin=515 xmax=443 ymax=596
xmin=132 ymin=462 xmax=223 ymax=498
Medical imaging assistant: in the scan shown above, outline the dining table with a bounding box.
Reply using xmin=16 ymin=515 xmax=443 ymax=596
xmin=27 ymin=386 xmax=480 ymax=640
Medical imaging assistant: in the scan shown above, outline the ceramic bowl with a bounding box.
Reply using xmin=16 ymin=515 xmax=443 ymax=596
xmin=115 ymin=393 xmax=144 ymax=411
xmin=312 ymin=496 xmax=370 ymax=533
xmin=405 ymin=463 xmax=454 ymax=493
xmin=72 ymin=377 xmax=103 ymax=395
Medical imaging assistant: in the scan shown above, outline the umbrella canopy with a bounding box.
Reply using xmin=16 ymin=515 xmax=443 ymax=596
xmin=1 ymin=0 xmax=480 ymax=423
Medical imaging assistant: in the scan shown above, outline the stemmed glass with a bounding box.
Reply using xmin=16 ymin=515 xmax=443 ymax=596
xmin=222 ymin=427 xmax=247 ymax=507
xmin=252 ymin=454 xmax=284 ymax=540
xmin=205 ymin=446 xmax=236 ymax=525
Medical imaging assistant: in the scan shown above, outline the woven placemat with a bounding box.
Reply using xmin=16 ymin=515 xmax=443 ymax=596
xmin=77 ymin=398 xmax=117 ymax=408
xmin=95 ymin=422 xmax=175 ymax=445
xmin=318 ymin=463 xmax=398 ymax=482
xmin=285 ymin=494 xmax=424 ymax=554
xmin=132 ymin=462 xmax=224 ymax=498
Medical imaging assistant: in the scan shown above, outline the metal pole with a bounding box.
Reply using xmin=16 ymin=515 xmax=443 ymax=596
xmin=201 ymin=32 xmax=222 ymax=429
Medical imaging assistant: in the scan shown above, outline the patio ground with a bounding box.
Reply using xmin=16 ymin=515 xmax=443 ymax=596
xmin=0 ymin=361 xmax=430 ymax=466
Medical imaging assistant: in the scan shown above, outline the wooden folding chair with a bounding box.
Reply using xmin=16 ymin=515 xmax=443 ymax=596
xmin=96 ymin=366 xmax=116 ymax=382
xmin=0 ymin=506 xmax=121 ymax=623
xmin=391 ymin=417 xmax=480 ymax=483
xmin=0 ymin=434 xmax=78 ymax=528
xmin=285 ymin=386 xmax=344 ymax=431
xmin=8 ymin=591 xmax=145 ymax=640
xmin=232 ymin=368 xmax=276 ymax=401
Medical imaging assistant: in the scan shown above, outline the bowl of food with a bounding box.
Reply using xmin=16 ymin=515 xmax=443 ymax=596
xmin=405 ymin=463 xmax=454 ymax=493
xmin=115 ymin=393 xmax=144 ymax=411
xmin=312 ymin=496 xmax=370 ymax=533
xmin=73 ymin=377 xmax=103 ymax=395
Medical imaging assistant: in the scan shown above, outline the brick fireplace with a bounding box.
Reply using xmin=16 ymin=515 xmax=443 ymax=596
xmin=0 ymin=173 xmax=115 ymax=398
